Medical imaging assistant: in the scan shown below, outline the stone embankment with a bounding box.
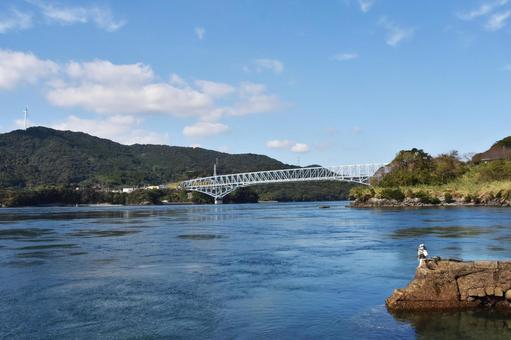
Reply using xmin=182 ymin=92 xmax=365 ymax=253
xmin=352 ymin=197 xmax=511 ymax=208
xmin=386 ymin=259 xmax=511 ymax=311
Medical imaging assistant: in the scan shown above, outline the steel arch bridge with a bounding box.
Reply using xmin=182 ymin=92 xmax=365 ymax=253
xmin=179 ymin=163 xmax=385 ymax=204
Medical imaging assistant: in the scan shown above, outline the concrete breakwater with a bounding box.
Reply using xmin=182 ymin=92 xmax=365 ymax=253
xmin=386 ymin=259 xmax=511 ymax=311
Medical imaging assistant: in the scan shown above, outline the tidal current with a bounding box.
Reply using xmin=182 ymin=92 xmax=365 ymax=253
xmin=1 ymin=202 xmax=511 ymax=339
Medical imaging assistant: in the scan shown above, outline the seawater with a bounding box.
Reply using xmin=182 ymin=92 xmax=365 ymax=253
xmin=1 ymin=202 xmax=511 ymax=339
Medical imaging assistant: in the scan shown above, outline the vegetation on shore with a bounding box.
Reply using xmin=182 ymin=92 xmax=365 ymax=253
xmin=350 ymin=142 xmax=511 ymax=206
xmin=0 ymin=181 xmax=354 ymax=207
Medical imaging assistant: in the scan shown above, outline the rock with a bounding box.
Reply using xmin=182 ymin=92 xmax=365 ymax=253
xmin=467 ymin=288 xmax=478 ymax=297
xmin=386 ymin=259 xmax=511 ymax=311
xmin=476 ymin=288 xmax=486 ymax=297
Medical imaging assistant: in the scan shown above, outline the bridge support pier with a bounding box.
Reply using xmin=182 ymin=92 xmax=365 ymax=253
xmin=214 ymin=198 xmax=223 ymax=205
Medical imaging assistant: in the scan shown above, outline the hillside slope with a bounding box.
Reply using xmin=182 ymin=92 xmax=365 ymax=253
xmin=0 ymin=127 xmax=289 ymax=188
xmin=473 ymin=136 xmax=511 ymax=162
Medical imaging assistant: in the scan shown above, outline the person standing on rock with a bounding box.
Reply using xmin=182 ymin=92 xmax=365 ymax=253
xmin=417 ymin=243 xmax=428 ymax=267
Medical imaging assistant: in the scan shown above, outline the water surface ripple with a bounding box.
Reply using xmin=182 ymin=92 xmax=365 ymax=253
xmin=1 ymin=202 xmax=511 ymax=339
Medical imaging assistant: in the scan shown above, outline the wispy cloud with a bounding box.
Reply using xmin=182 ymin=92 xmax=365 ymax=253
xmin=331 ymin=53 xmax=359 ymax=61
xmin=458 ymin=0 xmax=511 ymax=31
xmin=0 ymin=8 xmax=33 ymax=33
xmin=351 ymin=126 xmax=363 ymax=134
xmin=26 ymin=0 xmax=125 ymax=31
xmin=358 ymin=0 xmax=375 ymax=13
xmin=458 ymin=0 xmax=508 ymax=20
xmin=486 ymin=10 xmax=511 ymax=30
xmin=183 ymin=121 xmax=229 ymax=138
xmin=53 ymin=115 xmax=169 ymax=145
xmin=379 ymin=17 xmax=414 ymax=47
xmin=195 ymin=26 xmax=205 ymax=40
xmin=246 ymin=58 xmax=284 ymax=74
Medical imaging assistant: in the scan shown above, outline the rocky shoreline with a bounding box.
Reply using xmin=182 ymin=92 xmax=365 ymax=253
xmin=386 ymin=259 xmax=511 ymax=312
xmin=351 ymin=197 xmax=511 ymax=208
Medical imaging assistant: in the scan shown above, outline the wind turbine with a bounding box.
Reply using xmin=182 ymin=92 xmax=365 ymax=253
xmin=22 ymin=106 xmax=28 ymax=130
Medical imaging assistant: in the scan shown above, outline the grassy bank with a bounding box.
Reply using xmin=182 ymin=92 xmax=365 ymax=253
xmin=350 ymin=147 xmax=511 ymax=206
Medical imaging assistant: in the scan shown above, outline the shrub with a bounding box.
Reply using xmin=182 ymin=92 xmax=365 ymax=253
xmin=443 ymin=192 xmax=454 ymax=203
xmin=413 ymin=190 xmax=440 ymax=204
xmin=376 ymin=188 xmax=405 ymax=201
xmin=476 ymin=160 xmax=511 ymax=182
xmin=349 ymin=186 xmax=375 ymax=202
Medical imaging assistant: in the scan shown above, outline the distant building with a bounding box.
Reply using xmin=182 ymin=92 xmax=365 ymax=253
xmin=122 ymin=187 xmax=136 ymax=193
xmin=144 ymin=185 xmax=165 ymax=190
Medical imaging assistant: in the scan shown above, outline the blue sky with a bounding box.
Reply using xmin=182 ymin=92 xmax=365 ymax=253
xmin=1 ymin=0 xmax=511 ymax=166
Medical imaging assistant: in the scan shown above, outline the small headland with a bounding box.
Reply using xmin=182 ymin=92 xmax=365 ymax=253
xmin=386 ymin=258 xmax=511 ymax=312
xmin=349 ymin=139 xmax=511 ymax=208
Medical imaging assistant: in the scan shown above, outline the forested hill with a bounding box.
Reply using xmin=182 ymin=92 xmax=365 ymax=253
xmin=0 ymin=127 xmax=290 ymax=188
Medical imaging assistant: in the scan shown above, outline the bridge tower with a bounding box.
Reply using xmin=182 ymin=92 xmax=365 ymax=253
xmin=213 ymin=158 xmax=223 ymax=204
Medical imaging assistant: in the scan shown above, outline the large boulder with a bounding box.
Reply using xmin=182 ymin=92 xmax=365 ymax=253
xmin=386 ymin=259 xmax=511 ymax=311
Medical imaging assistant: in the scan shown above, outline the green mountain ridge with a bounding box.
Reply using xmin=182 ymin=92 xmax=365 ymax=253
xmin=0 ymin=126 xmax=291 ymax=188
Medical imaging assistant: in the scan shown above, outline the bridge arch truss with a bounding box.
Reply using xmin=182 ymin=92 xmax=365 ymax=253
xmin=179 ymin=163 xmax=385 ymax=203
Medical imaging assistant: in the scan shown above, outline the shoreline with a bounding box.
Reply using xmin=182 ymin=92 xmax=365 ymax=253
xmin=350 ymin=197 xmax=511 ymax=208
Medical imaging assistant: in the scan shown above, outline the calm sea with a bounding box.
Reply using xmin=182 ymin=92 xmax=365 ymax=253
xmin=1 ymin=202 xmax=511 ymax=339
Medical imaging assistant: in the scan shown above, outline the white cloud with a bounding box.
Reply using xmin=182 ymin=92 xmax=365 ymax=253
xmin=0 ymin=49 xmax=58 ymax=89
xmin=0 ymin=9 xmax=33 ymax=33
xmin=331 ymin=53 xmax=359 ymax=61
xmin=486 ymin=10 xmax=511 ymax=30
xmin=291 ymin=143 xmax=310 ymax=153
xmin=28 ymin=0 xmax=125 ymax=31
xmin=47 ymin=82 xmax=213 ymax=116
xmin=266 ymin=139 xmax=291 ymax=149
xmin=66 ymin=60 xmax=154 ymax=84
xmin=44 ymin=60 xmax=283 ymax=120
xmin=190 ymin=143 xmax=202 ymax=148
xmin=52 ymin=115 xmax=169 ymax=145
xmin=266 ymin=139 xmax=310 ymax=153
xmin=358 ymin=0 xmax=375 ymax=13
xmin=195 ymin=80 xmax=235 ymax=98
xmin=234 ymin=81 xmax=283 ymax=115
xmin=195 ymin=26 xmax=205 ymax=40
xmin=250 ymin=59 xmax=284 ymax=74
xmin=379 ymin=17 xmax=414 ymax=47
xmin=0 ymin=49 xmax=285 ymax=144
xmin=458 ymin=0 xmax=508 ymax=20
xmin=183 ymin=121 xmax=229 ymax=138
